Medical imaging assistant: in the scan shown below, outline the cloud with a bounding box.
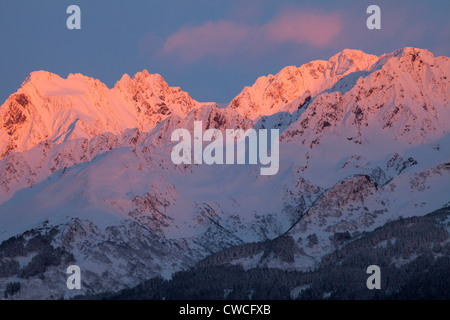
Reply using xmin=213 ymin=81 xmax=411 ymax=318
xmin=157 ymin=9 xmax=343 ymax=62
xmin=160 ymin=21 xmax=254 ymax=62
xmin=263 ymin=10 xmax=343 ymax=47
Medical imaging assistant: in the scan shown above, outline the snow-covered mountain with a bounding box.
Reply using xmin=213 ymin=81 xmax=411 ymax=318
xmin=0 ymin=47 xmax=449 ymax=299
xmin=230 ymin=49 xmax=379 ymax=120
xmin=0 ymin=70 xmax=211 ymax=158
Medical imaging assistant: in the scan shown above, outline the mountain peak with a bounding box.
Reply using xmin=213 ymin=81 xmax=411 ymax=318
xmin=392 ymin=47 xmax=435 ymax=64
xmin=132 ymin=70 xmax=164 ymax=83
xmin=394 ymin=47 xmax=433 ymax=57
xmin=67 ymin=72 xmax=91 ymax=80
xmin=371 ymin=47 xmax=436 ymax=70
xmin=20 ymin=70 xmax=107 ymax=98
xmin=118 ymin=73 xmax=132 ymax=84
xmin=327 ymin=48 xmax=378 ymax=76
xmin=113 ymin=70 xmax=171 ymax=95
xmin=22 ymin=70 xmax=61 ymax=87
xmin=330 ymin=48 xmax=372 ymax=60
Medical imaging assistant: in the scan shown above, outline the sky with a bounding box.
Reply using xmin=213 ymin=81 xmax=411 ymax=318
xmin=0 ymin=0 xmax=449 ymax=104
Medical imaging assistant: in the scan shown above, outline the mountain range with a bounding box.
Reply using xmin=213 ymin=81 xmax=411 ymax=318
xmin=0 ymin=47 xmax=449 ymax=299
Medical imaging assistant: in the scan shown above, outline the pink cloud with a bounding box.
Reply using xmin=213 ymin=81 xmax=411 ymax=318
xmin=263 ymin=10 xmax=343 ymax=47
xmin=160 ymin=21 xmax=254 ymax=62
xmin=158 ymin=9 xmax=343 ymax=62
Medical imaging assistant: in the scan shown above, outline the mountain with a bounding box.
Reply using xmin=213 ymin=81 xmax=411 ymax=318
xmin=230 ymin=49 xmax=379 ymax=120
xmin=0 ymin=70 xmax=211 ymax=158
xmin=102 ymin=206 xmax=450 ymax=300
xmin=282 ymin=48 xmax=450 ymax=147
xmin=0 ymin=47 xmax=449 ymax=299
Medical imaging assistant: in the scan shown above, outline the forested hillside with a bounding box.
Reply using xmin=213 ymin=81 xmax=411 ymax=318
xmin=78 ymin=206 xmax=449 ymax=300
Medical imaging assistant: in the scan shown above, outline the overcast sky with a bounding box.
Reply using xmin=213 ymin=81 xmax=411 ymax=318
xmin=1 ymin=0 xmax=449 ymax=104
